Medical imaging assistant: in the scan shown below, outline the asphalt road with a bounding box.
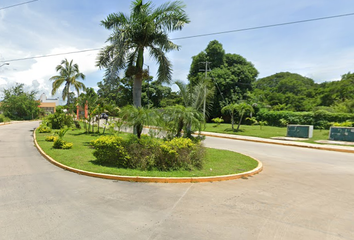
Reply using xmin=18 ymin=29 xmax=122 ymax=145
xmin=1 ymin=121 xmax=353 ymax=240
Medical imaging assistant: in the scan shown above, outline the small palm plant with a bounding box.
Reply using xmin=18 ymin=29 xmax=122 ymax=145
xmin=120 ymin=105 xmax=157 ymax=138
xmin=222 ymin=102 xmax=254 ymax=131
xmin=163 ymin=105 xmax=204 ymax=138
xmin=53 ymin=128 xmax=73 ymax=149
xmin=212 ymin=117 xmax=224 ymax=127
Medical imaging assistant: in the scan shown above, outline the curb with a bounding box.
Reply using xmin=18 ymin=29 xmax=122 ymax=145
xmin=200 ymin=132 xmax=354 ymax=154
xmin=33 ymin=129 xmax=263 ymax=183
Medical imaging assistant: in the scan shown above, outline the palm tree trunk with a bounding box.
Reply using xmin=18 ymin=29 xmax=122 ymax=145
xmin=177 ymin=119 xmax=183 ymax=137
xmin=133 ymin=48 xmax=144 ymax=135
xmin=133 ymin=48 xmax=144 ymax=108
xmin=133 ymin=77 xmax=142 ymax=107
xmin=236 ymin=113 xmax=244 ymax=131
xmin=231 ymin=114 xmax=234 ymax=131
xmin=97 ymin=116 xmax=100 ymax=133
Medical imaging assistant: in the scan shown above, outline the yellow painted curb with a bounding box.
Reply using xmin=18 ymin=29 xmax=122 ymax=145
xmin=33 ymin=129 xmax=263 ymax=183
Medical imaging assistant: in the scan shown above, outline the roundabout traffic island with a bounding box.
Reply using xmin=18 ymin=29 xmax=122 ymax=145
xmin=33 ymin=129 xmax=263 ymax=183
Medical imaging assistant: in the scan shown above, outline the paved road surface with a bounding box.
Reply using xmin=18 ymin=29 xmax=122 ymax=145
xmin=1 ymin=121 xmax=353 ymax=240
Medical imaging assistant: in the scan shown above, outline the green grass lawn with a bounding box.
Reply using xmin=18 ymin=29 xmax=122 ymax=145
xmin=204 ymin=123 xmax=288 ymax=138
xmin=203 ymin=123 xmax=350 ymax=145
xmin=35 ymin=129 xmax=259 ymax=177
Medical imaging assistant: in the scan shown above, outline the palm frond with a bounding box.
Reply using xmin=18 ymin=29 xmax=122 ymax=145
xmin=149 ymin=46 xmax=172 ymax=83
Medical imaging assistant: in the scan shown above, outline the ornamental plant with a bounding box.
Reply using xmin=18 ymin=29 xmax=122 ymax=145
xmin=90 ymin=135 xmax=205 ymax=171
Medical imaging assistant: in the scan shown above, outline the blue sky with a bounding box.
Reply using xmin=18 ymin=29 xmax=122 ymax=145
xmin=1 ymin=0 xmax=354 ymax=103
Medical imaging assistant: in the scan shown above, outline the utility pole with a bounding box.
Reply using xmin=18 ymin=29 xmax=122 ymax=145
xmin=200 ymin=61 xmax=211 ymax=120
xmin=0 ymin=63 xmax=9 ymax=68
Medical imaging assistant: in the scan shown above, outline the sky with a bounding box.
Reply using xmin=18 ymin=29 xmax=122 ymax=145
xmin=1 ymin=0 xmax=354 ymax=103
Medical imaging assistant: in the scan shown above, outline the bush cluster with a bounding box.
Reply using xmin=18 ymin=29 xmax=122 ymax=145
xmin=53 ymin=138 xmax=73 ymax=149
xmin=45 ymin=136 xmax=57 ymax=142
xmin=257 ymin=110 xmax=354 ymax=129
xmin=0 ymin=114 xmax=10 ymax=123
xmin=332 ymin=121 xmax=354 ymax=127
xmin=90 ymin=135 xmax=205 ymax=171
xmin=38 ymin=125 xmax=52 ymax=133
xmin=44 ymin=111 xmax=73 ymax=129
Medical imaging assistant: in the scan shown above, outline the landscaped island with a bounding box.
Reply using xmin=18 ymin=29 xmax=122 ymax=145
xmin=35 ymin=128 xmax=259 ymax=178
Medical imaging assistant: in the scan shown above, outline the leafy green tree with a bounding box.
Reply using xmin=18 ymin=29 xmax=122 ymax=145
xmin=97 ymin=75 xmax=180 ymax=108
xmin=97 ymin=77 xmax=120 ymax=105
xmin=49 ymin=59 xmax=86 ymax=104
xmin=188 ymin=40 xmax=225 ymax=86
xmin=45 ymin=106 xmax=73 ymax=129
xmin=96 ymin=0 xmax=190 ymax=108
xmin=142 ymin=80 xmax=180 ymax=108
xmin=65 ymin=92 xmax=77 ymax=115
xmin=254 ymin=72 xmax=317 ymax=111
xmin=188 ymin=40 xmax=258 ymax=119
xmin=0 ymin=83 xmax=40 ymax=120
xmin=316 ymin=72 xmax=354 ymax=109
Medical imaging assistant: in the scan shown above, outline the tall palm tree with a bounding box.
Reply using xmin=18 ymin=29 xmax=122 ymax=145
xmin=96 ymin=0 xmax=190 ymax=107
xmin=50 ymin=59 xmax=86 ymax=103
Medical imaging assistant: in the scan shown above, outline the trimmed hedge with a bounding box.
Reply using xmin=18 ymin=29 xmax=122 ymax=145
xmin=257 ymin=110 xmax=354 ymax=129
xmin=90 ymin=135 xmax=205 ymax=171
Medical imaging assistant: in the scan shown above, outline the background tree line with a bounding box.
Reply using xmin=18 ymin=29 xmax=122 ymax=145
xmin=2 ymin=39 xmax=353 ymax=124
xmin=96 ymin=39 xmax=354 ymax=122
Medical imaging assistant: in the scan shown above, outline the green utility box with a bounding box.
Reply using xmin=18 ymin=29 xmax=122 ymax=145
xmin=329 ymin=127 xmax=354 ymax=142
xmin=287 ymin=125 xmax=313 ymax=138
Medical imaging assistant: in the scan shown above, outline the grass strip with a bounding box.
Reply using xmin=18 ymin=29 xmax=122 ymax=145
xmin=204 ymin=123 xmax=354 ymax=146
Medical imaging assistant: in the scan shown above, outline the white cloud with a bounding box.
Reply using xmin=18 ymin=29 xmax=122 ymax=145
xmin=2 ymin=0 xmax=354 ymax=103
xmin=0 ymin=46 xmax=100 ymax=101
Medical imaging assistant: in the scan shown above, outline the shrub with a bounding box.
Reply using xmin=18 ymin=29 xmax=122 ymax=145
xmin=53 ymin=138 xmax=65 ymax=149
xmin=155 ymin=138 xmax=204 ymax=171
xmin=332 ymin=121 xmax=354 ymax=127
xmin=52 ymin=138 xmax=73 ymax=149
xmin=0 ymin=114 xmax=10 ymax=123
xmin=90 ymin=135 xmax=205 ymax=171
xmin=212 ymin=117 xmax=224 ymax=127
xmin=44 ymin=111 xmax=73 ymax=129
xmin=73 ymin=121 xmax=81 ymax=129
xmin=45 ymin=136 xmax=57 ymax=142
xmin=90 ymin=136 xmax=130 ymax=167
xmin=279 ymin=118 xmax=288 ymax=127
xmin=62 ymin=142 xmax=73 ymax=149
xmin=257 ymin=110 xmax=354 ymax=129
xmin=38 ymin=125 xmax=52 ymax=133
xmin=55 ymin=128 xmax=69 ymax=139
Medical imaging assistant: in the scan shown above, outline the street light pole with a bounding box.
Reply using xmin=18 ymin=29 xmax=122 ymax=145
xmin=200 ymin=61 xmax=211 ymax=120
